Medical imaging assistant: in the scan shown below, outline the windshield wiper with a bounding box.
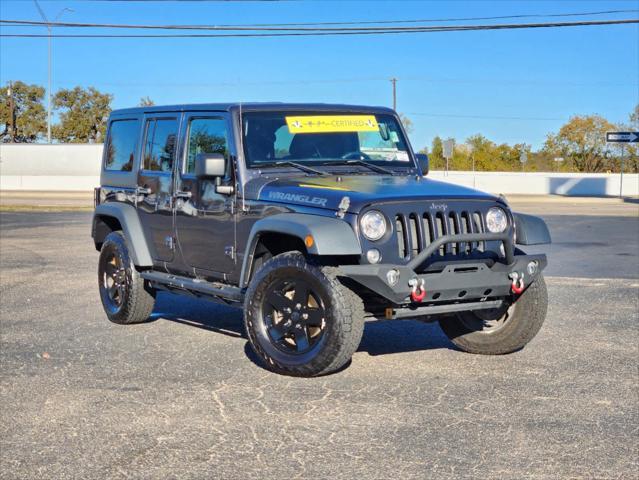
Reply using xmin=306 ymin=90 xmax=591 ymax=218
xmin=257 ymin=161 xmax=328 ymax=176
xmin=321 ymin=159 xmax=395 ymax=175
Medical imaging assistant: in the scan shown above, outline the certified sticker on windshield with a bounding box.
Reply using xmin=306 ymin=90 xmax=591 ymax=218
xmin=286 ymin=115 xmax=379 ymax=134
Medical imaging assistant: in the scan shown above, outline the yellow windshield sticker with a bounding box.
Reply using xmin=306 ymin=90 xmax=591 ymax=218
xmin=286 ymin=115 xmax=379 ymax=134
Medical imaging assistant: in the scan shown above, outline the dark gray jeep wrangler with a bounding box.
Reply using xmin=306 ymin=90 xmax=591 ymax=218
xmin=92 ymin=103 xmax=550 ymax=376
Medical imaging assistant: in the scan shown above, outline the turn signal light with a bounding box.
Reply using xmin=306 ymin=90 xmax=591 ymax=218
xmin=304 ymin=235 xmax=314 ymax=248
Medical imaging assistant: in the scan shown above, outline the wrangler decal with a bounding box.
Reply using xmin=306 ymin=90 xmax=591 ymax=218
xmin=267 ymin=191 xmax=328 ymax=207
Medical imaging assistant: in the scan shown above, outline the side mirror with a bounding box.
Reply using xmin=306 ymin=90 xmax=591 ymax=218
xmin=195 ymin=153 xmax=226 ymax=179
xmin=195 ymin=153 xmax=234 ymax=195
xmin=415 ymin=153 xmax=429 ymax=175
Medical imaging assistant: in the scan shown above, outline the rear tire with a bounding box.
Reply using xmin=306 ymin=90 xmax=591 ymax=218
xmin=244 ymin=252 xmax=365 ymax=377
xmin=438 ymin=275 xmax=548 ymax=354
xmin=98 ymin=231 xmax=156 ymax=325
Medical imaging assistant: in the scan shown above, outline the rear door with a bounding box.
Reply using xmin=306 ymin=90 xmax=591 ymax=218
xmin=174 ymin=112 xmax=236 ymax=276
xmin=137 ymin=113 xmax=181 ymax=263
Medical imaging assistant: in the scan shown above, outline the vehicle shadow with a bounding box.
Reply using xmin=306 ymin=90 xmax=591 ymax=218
xmin=151 ymin=293 xmax=456 ymax=372
xmin=151 ymin=293 xmax=245 ymax=339
xmin=357 ymin=319 xmax=455 ymax=356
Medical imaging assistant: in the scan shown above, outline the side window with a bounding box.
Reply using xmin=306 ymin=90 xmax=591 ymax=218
xmin=104 ymin=119 xmax=139 ymax=171
xmin=185 ymin=118 xmax=228 ymax=175
xmin=142 ymin=118 xmax=179 ymax=173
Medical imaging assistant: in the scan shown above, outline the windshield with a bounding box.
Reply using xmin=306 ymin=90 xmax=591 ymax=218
xmin=242 ymin=111 xmax=414 ymax=171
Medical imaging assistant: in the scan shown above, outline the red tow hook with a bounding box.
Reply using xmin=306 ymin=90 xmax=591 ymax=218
xmin=509 ymin=272 xmax=525 ymax=295
xmin=409 ymin=278 xmax=426 ymax=303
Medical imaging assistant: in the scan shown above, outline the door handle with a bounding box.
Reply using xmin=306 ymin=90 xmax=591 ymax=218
xmin=175 ymin=190 xmax=192 ymax=199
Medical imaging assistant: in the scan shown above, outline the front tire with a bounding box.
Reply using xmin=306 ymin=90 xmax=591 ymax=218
xmin=98 ymin=231 xmax=156 ymax=325
xmin=438 ymin=275 xmax=548 ymax=354
xmin=244 ymin=252 xmax=365 ymax=377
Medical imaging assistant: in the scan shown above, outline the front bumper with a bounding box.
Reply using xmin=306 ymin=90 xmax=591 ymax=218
xmin=339 ymin=230 xmax=547 ymax=306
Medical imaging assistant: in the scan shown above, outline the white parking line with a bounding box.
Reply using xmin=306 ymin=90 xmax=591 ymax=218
xmin=546 ymin=276 xmax=639 ymax=288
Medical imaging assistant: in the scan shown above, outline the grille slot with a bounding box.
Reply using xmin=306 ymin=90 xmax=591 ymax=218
xmin=408 ymin=214 xmax=420 ymax=257
xmin=395 ymin=215 xmax=407 ymax=259
xmin=392 ymin=207 xmax=488 ymax=263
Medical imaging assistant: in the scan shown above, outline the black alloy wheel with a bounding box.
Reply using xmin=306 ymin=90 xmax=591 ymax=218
xmin=261 ymin=278 xmax=327 ymax=355
xmin=100 ymin=250 xmax=128 ymax=312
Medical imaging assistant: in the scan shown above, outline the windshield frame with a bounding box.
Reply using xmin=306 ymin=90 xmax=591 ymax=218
xmin=240 ymin=109 xmax=418 ymax=174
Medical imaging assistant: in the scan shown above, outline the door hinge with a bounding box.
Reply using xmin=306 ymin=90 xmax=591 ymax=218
xmin=224 ymin=246 xmax=235 ymax=260
xmin=164 ymin=236 xmax=176 ymax=251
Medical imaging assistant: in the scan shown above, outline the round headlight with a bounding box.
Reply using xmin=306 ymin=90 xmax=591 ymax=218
xmin=360 ymin=210 xmax=387 ymax=241
xmin=486 ymin=207 xmax=508 ymax=233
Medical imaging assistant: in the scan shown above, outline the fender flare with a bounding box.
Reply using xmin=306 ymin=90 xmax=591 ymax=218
xmin=239 ymin=213 xmax=362 ymax=287
xmin=513 ymin=212 xmax=552 ymax=245
xmin=92 ymin=203 xmax=153 ymax=266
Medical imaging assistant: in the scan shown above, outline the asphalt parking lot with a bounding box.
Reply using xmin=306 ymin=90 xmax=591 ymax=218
xmin=1 ymin=199 xmax=638 ymax=479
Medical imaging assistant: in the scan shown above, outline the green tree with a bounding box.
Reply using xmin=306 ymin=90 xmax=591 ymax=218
xmin=465 ymin=134 xmax=496 ymax=171
xmin=139 ymin=96 xmax=155 ymax=107
xmin=398 ymin=113 xmax=413 ymax=134
xmin=630 ymin=104 xmax=639 ymax=127
xmin=53 ymin=86 xmax=113 ymax=143
xmin=543 ymin=115 xmax=615 ymax=172
xmin=0 ymin=81 xmax=46 ymax=142
xmin=426 ymin=136 xmax=446 ymax=170
xmin=620 ymin=104 xmax=639 ymax=173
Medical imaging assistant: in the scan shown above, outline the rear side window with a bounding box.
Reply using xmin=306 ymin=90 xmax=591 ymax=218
xmin=104 ymin=119 xmax=139 ymax=171
xmin=142 ymin=118 xmax=179 ymax=173
xmin=185 ymin=117 xmax=228 ymax=175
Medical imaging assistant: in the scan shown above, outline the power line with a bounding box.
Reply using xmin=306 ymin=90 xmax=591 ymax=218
xmin=2 ymin=16 xmax=638 ymax=31
xmin=2 ymin=9 xmax=637 ymax=29
xmin=1 ymin=19 xmax=638 ymax=38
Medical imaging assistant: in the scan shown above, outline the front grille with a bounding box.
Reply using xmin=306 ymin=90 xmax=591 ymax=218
xmin=394 ymin=208 xmax=487 ymax=260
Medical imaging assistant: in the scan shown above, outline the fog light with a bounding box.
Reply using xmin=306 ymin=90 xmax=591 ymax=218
xmin=366 ymin=248 xmax=381 ymax=264
xmin=386 ymin=269 xmax=400 ymax=286
xmin=527 ymin=261 xmax=538 ymax=275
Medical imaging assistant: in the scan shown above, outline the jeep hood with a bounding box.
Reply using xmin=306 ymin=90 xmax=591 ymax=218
xmin=247 ymin=175 xmax=500 ymax=213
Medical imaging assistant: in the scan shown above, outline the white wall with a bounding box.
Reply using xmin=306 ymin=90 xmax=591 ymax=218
xmin=1 ymin=144 xmax=103 ymax=191
xmin=429 ymin=171 xmax=639 ymax=197
xmin=1 ymin=144 xmax=637 ymax=196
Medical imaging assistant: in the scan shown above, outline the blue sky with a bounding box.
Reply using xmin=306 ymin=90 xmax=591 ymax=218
xmin=1 ymin=0 xmax=637 ymax=149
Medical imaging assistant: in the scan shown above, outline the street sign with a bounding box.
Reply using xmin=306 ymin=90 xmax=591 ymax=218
xmin=519 ymin=150 xmax=528 ymax=164
xmin=442 ymin=139 xmax=454 ymax=159
xmin=606 ymin=132 xmax=639 ymax=143
xmin=605 ymin=132 xmax=636 ymax=199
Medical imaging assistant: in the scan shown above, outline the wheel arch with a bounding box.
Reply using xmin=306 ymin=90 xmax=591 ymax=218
xmin=92 ymin=203 xmax=153 ymax=267
xmin=513 ymin=212 xmax=551 ymax=245
xmin=239 ymin=213 xmax=362 ymax=288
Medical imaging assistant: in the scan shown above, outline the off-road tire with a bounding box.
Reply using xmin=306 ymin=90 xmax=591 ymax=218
xmin=244 ymin=252 xmax=365 ymax=377
xmin=98 ymin=231 xmax=156 ymax=325
xmin=438 ymin=275 xmax=548 ymax=354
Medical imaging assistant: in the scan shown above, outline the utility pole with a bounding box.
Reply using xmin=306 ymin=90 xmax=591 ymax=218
xmin=620 ymin=144 xmax=625 ymax=198
xmin=33 ymin=0 xmax=73 ymax=144
xmin=7 ymin=81 xmax=15 ymax=142
xmin=390 ymin=78 xmax=397 ymax=111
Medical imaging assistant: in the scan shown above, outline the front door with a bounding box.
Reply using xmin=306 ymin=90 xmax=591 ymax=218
xmin=137 ymin=113 xmax=181 ymax=263
xmin=174 ymin=113 xmax=236 ymax=275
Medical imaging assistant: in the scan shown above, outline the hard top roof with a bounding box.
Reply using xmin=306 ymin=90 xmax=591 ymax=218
xmin=111 ymin=102 xmax=396 ymax=116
